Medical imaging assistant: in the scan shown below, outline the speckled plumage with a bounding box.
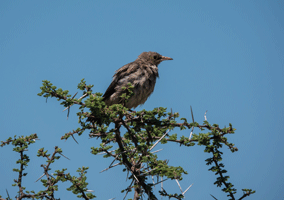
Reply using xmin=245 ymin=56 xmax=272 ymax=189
xmin=103 ymin=52 xmax=173 ymax=108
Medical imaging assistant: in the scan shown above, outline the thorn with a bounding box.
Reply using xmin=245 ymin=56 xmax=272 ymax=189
xmin=152 ymin=176 xmax=155 ymax=188
xmin=189 ymin=106 xmax=195 ymax=140
xmin=210 ymin=194 xmax=218 ymax=200
xmin=35 ymin=173 xmax=45 ymax=182
xmin=183 ymin=183 xmax=193 ymax=195
xmin=100 ymin=162 xmax=121 ymax=173
xmin=67 ymin=106 xmax=70 ymax=120
xmin=126 ymin=170 xmax=129 ymax=181
xmin=66 ymin=92 xmax=78 ymax=120
xmin=59 ymin=153 xmax=70 ymax=160
xmin=175 ymin=179 xmax=183 ymax=193
xmin=150 ymin=130 xmax=169 ymax=151
xmin=189 ymin=126 xmax=194 ymax=140
xmin=190 ymin=106 xmax=194 ymax=123
xmin=109 ymin=156 xmax=119 ymax=168
xmin=71 ymin=135 xmax=79 ymax=144
xmin=72 ymin=92 xmax=78 ymax=99
xmin=138 ymin=167 xmax=158 ymax=176
xmin=153 ymin=178 xmax=168 ymax=186
xmin=204 ymin=110 xmax=208 ymax=121
xmin=63 ymin=92 xmax=88 ymax=113
xmin=6 ymin=189 xmax=10 ymax=199
xmin=151 ymin=149 xmax=163 ymax=154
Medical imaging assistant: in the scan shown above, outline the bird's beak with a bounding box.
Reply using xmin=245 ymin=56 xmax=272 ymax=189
xmin=161 ymin=56 xmax=173 ymax=61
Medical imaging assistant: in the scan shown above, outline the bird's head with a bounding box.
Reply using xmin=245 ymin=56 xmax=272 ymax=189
xmin=138 ymin=51 xmax=173 ymax=66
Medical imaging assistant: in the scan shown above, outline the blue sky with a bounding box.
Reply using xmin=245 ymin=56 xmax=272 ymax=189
xmin=1 ymin=1 xmax=283 ymax=199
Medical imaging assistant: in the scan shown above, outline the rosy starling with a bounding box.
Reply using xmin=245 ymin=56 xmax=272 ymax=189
xmin=103 ymin=51 xmax=173 ymax=108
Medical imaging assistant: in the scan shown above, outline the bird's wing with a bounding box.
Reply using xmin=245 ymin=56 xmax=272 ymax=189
xmin=103 ymin=62 xmax=139 ymax=100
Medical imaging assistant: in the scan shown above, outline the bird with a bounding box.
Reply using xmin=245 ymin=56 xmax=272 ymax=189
xmin=102 ymin=51 xmax=173 ymax=108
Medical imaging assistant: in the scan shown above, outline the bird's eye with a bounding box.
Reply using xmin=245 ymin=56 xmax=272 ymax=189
xmin=153 ymin=55 xmax=158 ymax=59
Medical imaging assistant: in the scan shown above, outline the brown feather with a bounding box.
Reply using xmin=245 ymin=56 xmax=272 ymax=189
xmin=103 ymin=52 xmax=172 ymax=108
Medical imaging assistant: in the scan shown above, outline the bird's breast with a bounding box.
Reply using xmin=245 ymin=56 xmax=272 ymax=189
xmin=127 ymin=65 xmax=158 ymax=107
xmin=112 ymin=64 xmax=159 ymax=108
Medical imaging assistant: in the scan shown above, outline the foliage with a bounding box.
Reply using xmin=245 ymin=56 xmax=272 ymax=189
xmin=0 ymin=79 xmax=255 ymax=200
